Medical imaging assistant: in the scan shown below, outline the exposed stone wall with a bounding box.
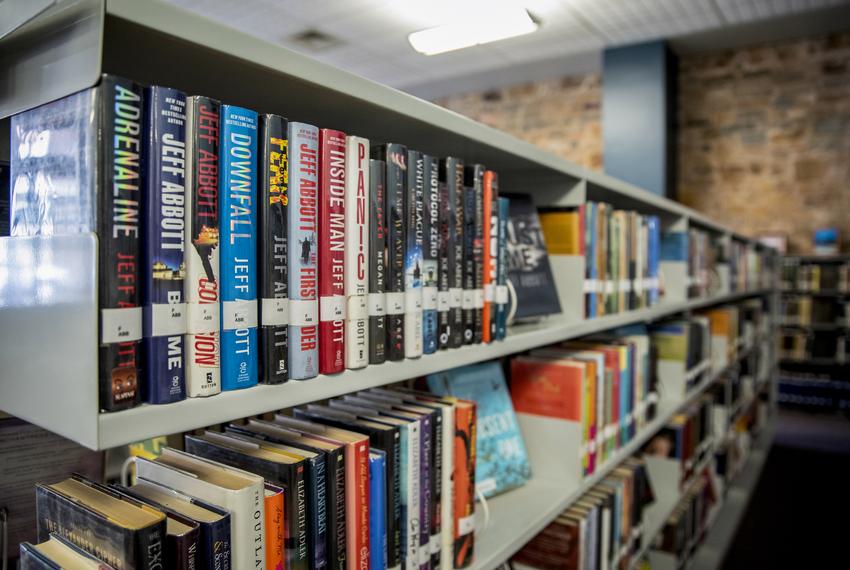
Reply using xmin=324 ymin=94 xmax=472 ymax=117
xmin=435 ymin=32 xmax=850 ymax=254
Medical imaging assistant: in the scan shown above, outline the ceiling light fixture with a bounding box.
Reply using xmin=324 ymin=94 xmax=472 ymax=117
xmin=408 ymin=6 xmax=538 ymax=56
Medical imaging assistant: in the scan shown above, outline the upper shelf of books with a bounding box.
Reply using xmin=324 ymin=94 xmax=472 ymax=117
xmin=0 ymin=0 xmax=771 ymax=246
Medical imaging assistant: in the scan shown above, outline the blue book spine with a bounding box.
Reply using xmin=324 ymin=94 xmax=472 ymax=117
xmin=370 ymin=451 xmax=388 ymax=570
xmin=219 ymin=105 xmax=259 ymax=391
xmin=495 ymin=197 xmax=509 ymax=341
xmin=142 ymin=86 xmax=188 ymax=404
xmin=308 ymin=455 xmax=328 ymax=569
xmin=647 ymin=216 xmax=660 ymax=305
xmin=422 ymin=155 xmax=439 ymax=354
xmin=287 ymin=122 xmax=320 ymax=379
xmin=661 ymin=230 xmax=688 ymax=262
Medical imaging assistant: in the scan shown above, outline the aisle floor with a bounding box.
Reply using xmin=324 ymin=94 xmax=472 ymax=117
xmin=722 ymin=409 xmax=850 ymax=568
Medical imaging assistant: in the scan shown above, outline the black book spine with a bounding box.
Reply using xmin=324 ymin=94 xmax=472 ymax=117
xmin=461 ymin=183 xmax=476 ymax=345
xmin=488 ymin=176 xmax=499 ymax=342
xmin=468 ymin=165 xmax=485 ymax=345
xmin=429 ymin=411 xmax=443 ymax=568
xmin=368 ymin=159 xmax=387 ymax=365
xmin=436 ymin=167 xmax=451 ymax=350
xmin=372 ymin=144 xmax=407 ymax=360
xmin=306 ymin=455 xmax=328 ymax=569
xmin=166 ymin=521 xmax=200 ymax=570
xmin=259 ymin=114 xmax=290 ymax=384
xmin=134 ymin=517 xmax=167 ymax=570
xmin=205 ymin=513 xmax=232 ymax=570
xmin=327 ymin=448 xmax=347 ymax=570
xmin=98 ymin=75 xmax=144 ymax=411
xmin=422 ymin=155 xmax=440 ymax=355
xmin=448 ymin=158 xmax=465 ymax=348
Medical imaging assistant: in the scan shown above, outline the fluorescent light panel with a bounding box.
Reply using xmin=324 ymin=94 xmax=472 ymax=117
xmin=408 ymin=6 xmax=538 ymax=55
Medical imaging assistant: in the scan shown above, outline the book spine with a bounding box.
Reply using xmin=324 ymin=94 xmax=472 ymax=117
xmin=184 ymin=95 xmax=222 ymax=398
xmin=471 ymin=166 xmax=485 ymax=344
xmin=265 ymin=487 xmax=285 ymax=570
xmin=370 ymin=453 xmax=388 ymax=570
xmin=205 ymin=515 xmax=232 ymax=570
xmin=402 ymin=422 xmax=421 ymax=570
xmin=344 ymin=136 xmax=370 ymax=369
xmin=98 ymin=77 xmax=144 ymax=411
xmin=405 ymin=149 xmax=424 ymax=358
xmin=422 ymin=155 xmax=439 ymax=355
xmin=483 ymin=172 xmax=498 ymax=343
xmin=310 ymin=456 xmax=329 ymax=569
xmin=219 ymin=105 xmax=259 ymax=391
xmin=495 ymin=198 xmax=509 ymax=341
xmin=368 ymin=159 xmax=387 ymax=365
xmin=346 ymin=440 xmax=371 ymax=570
xmin=287 ymin=122 xmax=320 ymax=380
xmin=418 ymin=416 xmax=432 ymax=570
xmin=448 ymin=159 xmax=465 ymax=348
xmin=142 ymin=85 xmax=188 ymax=404
xmin=428 ymin=412 xmax=443 ymax=568
xmin=436 ymin=174 xmax=451 ymax=350
xmin=438 ymin=407 xmax=454 ymax=570
xmin=259 ymin=114 xmax=289 ymax=384
xmin=135 ymin=517 xmax=167 ymax=570
xmin=328 ymin=448 xmax=348 ymax=570
xmin=319 ymin=129 xmax=347 ymax=374
xmin=384 ymin=145 xmax=407 ymax=361
xmin=386 ymin=431 xmax=402 ymax=570
xmin=453 ymin=405 xmax=476 ymax=569
xmin=168 ymin=523 xmax=200 ymax=570
xmin=461 ymin=184 xmax=475 ymax=345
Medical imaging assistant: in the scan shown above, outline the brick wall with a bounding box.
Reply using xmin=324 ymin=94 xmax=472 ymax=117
xmin=436 ymin=32 xmax=850 ymax=253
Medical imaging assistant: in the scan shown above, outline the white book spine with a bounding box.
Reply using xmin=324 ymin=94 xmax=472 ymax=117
xmin=407 ymin=420 xmax=421 ymax=570
xmin=440 ymin=406 xmax=454 ymax=570
xmin=344 ymin=136 xmax=370 ymax=369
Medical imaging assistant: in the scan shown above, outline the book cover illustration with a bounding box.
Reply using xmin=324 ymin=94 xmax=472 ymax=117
xmin=219 ymin=105 xmax=259 ymax=390
xmin=482 ymin=171 xmax=498 ymax=343
xmin=10 ymin=76 xmax=146 ymax=410
xmin=504 ymin=193 xmax=561 ymax=320
xmin=469 ymin=165 xmax=485 ymax=345
xmin=345 ymin=136 xmax=370 ymax=369
xmin=288 ymin=122 xmax=320 ymax=380
xmin=436 ymin=174 xmax=451 ymax=350
xmin=426 ymin=362 xmax=531 ymax=499
xmin=319 ymin=129 xmax=347 ymax=374
xmin=368 ymin=158 xmax=387 ymax=365
xmin=259 ymin=114 xmax=289 ymax=384
xmin=142 ymin=85 xmax=187 ymax=404
xmin=405 ymin=149 xmax=425 ymax=358
xmin=422 ymin=155 xmax=440 ymax=355
xmin=185 ymin=95 xmax=221 ymax=397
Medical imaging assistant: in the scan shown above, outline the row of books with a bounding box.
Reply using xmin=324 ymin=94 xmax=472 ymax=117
xmin=510 ymin=458 xmax=654 ymax=570
xmin=509 ymin=327 xmax=657 ymax=478
xmin=9 ymin=74 xmax=513 ymax=412
xmin=644 ymin=396 xmax=714 ymax=484
xmin=729 ymin=240 xmax=769 ymax=293
xmin=778 ymin=370 xmax=850 ymax=411
xmin=781 ymin=295 xmax=849 ymax=326
xmin=650 ymin=472 xmax=716 ymax=563
xmin=781 ymin=259 xmax=850 ymax=292
xmin=687 ymin=228 xmax=715 ymax=299
xmin=23 ymin=386 xmax=478 ymax=570
xmin=779 ymin=329 xmax=850 ymax=362
xmin=538 ymin=202 xmax=662 ymax=318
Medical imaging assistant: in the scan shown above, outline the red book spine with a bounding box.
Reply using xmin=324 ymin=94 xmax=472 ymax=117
xmin=345 ymin=439 xmax=370 ymax=570
xmin=319 ymin=129 xmax=347 ymax=374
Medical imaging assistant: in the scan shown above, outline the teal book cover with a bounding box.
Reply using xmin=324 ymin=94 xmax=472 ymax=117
xmin=426 ymin=361 xmax=531 ymax=498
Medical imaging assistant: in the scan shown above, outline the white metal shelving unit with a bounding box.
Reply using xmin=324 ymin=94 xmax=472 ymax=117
xmin=0 ymin=1 xmax=781 ymax=567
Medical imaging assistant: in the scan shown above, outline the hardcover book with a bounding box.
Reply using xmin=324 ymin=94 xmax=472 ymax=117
xmin=264 ymin=483 xmax=285 ymax=570
xmin=10 ymin=75 xmax=144 ymax=411
xmin=135 ymin=449 xmax=266 ymax=570
xmin=461 ymin=183 xmax=476 ymax=345
xmin=370 ymin=451 xmax=388 ymax=570
xmin=184 ymin=95 xmax=222 ymax=397
xmin=466 ymin=165 xmax=485 ymax=344
xmin=259 ymin=114 xmax=290 ymax=384
xmin=495 ymin=197 xmax=510 ymax=340
xmin=372 ymin=144 xmax=407 ymax=361
xmin=438 ymin=158 xmax=464 ymax=349
xmin=287 ymin=122 xmax=321 ymax=379
xmin=319 ymin=129 xmax=347 ymax=374
xmin=119 ymin=479 xmax=232 ymax=570
xmin=344 ymin=136 xmax=370 ymax=369
xmin=368 ymin=159 xmax=388 ymax=365
xmin=427 ymin=362 xmax=530 ymax=498
xmin=142 ymin=85 xmax=188 ymax=404
xmin=482 ymin=171 xmax=498 ymax=343
xmin=219 ymin=105 xmax=259 ymax=390
xmin=405 ymin=149 xmax=425 ymax=358
xmin=35 ymin=475 xmax=166 ymax=570
xmin=20 ymin=533 xmax=117 ymax=570
xmin=504 ymin=193 xmax=561 ymax=320
xmin=422 ymin=154 xmax=440 ymax=354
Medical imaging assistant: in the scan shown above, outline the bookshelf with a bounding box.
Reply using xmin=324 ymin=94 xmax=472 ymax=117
xmin=0 ymin=1 xmax=779 ymax=567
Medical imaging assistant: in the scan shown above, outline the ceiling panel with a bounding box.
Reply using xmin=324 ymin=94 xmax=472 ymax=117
xmin=715 ymin=0 xmax=848 ymax=23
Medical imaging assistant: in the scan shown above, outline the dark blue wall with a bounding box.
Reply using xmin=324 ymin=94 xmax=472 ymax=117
xmin=602 ymin=40 xmax=677 ymax=198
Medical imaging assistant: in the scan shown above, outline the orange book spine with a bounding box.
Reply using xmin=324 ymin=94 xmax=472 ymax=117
xmin=453 ymin=401 xmax=477 ymax=568
xmin=345 ymin=439 xmax=370 ymax=570
xmin=264 ymin=484 xmax=285 ymax=570
xmin=482 ymin=171 xmax=495 ymax=343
